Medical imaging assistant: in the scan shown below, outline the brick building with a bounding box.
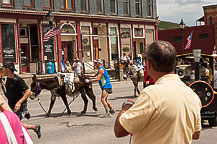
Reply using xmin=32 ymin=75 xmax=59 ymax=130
xmin=0 ymin=0 xmax=158 ymax=74
xmin=159 ymin=4 xmax=217 ymax=55
xmin=203 ymin=4 xmax=217 ymax=49
xmin=159 ymin=25 xmax=215 ymax=55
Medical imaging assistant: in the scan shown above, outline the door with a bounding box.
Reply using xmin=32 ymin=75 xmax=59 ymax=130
xmin=140 ymin=42 xmax=143 ymax=54
xmin=94 ymin=40 xmax=99 ymax=59
xmin=62 ymin=41 xmax=73 ymax=64
xmin=21 ymin=44 xmax=30 ymax=72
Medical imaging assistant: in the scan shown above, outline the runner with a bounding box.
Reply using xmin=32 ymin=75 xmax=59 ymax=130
xmin=85 ymin=59 xmax=115 ymax=118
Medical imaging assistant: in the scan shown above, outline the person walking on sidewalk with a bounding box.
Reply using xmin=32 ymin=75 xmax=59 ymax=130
xmin=1 ymin=61 xmax=41 ymax=139
xmin=85 ymin=59 xmax=115 ymax=118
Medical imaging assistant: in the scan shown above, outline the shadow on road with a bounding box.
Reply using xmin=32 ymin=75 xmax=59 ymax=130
xmin=61 ymin=121 xmax=108 ymax=128
xmin=77 ymin=113 xmax=101 ymax=117
xmin=30 ymin=112 xmax=80 ymax=118
xmin=109 ymin=95 xmax=135 ymax=100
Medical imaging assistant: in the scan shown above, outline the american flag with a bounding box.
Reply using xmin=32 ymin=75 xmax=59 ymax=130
xmin=185 ymin=32 xmax=193 ymax=50
xmin=43 ymin=24 xmax=62 ymax=42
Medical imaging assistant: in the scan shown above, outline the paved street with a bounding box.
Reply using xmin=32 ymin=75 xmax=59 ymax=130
xmin=22 ymin=81 xmax=217 ymax=144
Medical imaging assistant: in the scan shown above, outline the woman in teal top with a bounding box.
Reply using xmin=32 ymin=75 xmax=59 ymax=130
xmin=85 ymin=59 xmax=115 ymax=118
xmin=98 ymin=66 xmax=112 ymax=90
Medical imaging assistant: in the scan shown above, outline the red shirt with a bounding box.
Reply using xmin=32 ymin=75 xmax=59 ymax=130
xmin=144 ymin=63 xmax=155 ymax=83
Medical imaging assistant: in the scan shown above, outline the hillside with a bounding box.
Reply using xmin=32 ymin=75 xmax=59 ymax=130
xmin=158 ymin=21 xmax=180 ymax=31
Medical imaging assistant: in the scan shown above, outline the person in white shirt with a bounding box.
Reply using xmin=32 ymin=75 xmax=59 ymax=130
xmin=121 ymin=53 xmax=127 ymax=61
xmin=72 ymin=58 xmax=83 ymax=76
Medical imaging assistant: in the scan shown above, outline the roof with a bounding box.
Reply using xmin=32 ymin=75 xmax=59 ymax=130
xmin=196 ymin=16 xmax=204 ymax=22
xmin=203 ymin=4 xmax=217 ymax=10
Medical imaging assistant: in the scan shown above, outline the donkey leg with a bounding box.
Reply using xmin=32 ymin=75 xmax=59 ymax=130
xmin=137 ymin=86 xmax=140 ymax=95
xmin=134 ymin=86 xmax=137 ymax=97
xmin=60 ymin=92 xmax=71 ymax=116
xmin=47 ymin=94 xmax=56 ymax=117
xmin=80 ymin=89 xmax=88 ymax=114
xmin=85 ymin=87 xmax=98 ymax=111
xmin=136 ymin=82 xmax=140 ymax=95
xmin=132 ymin=80 xmax=137 ymax=97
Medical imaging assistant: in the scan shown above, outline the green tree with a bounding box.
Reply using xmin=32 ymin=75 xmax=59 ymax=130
xmin=158 ymin=21 xmax=180 ymax=31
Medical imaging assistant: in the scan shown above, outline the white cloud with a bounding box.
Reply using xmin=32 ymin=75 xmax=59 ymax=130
xmin=175 ymin=0 xmax=203 ymax=5
xmin=157 ymin=0 xmax=215 ymax=26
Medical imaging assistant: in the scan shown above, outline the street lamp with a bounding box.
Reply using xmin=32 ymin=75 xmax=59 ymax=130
xmin=179 ymin=19 xmax=185 ymax=54
xmin=46 ymin=10 xmax=54 ymax=28
xmin=193 ymin=49 xmax=201 ymax=80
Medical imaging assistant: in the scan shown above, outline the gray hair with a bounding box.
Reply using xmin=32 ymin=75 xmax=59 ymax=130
xmin=146 ymin=40 xmax=177 ymax=73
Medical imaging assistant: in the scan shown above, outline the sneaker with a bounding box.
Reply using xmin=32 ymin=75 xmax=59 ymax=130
xmin=34 ymin=124 xmax=41 ymax=139
xmin=100 ymin=113 xmax=111 ymax=118
xmin=109 ymin=109 xmax=116 ymax=115
xmin=24 ymin=112 xmax=31 ymax=120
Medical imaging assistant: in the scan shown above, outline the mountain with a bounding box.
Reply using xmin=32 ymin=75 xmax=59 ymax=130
xmin=158 ymin=21 xmax=180 ymax=31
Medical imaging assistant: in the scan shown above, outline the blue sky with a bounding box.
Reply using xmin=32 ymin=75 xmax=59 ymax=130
xmin=157 ymin=0 xmax=216 ymax=26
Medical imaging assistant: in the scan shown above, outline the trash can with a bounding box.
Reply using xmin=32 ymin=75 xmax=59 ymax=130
xmin=47 ymin=61 xmax=55 ymax=74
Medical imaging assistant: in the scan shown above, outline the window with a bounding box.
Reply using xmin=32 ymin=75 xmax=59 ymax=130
xmin=96 ymin=0 xmax=104 ymax=13
xmin=134 ymin=28 xmax=143 ymax=37
xmin=81 ymin=26 xmax=91 ymax=61
xmin=60 ymin=0 xmax=74 ymax=11
xmin=135 ymin=0 xmax=142 ymax=16
xmin=110 ymin=27 xmax=117 ymax=36
xmin=147 ymin=0 xmax=153 ymax=17
xmin=199 ymin=33 xmax=209 ymax=39
xmin=24 ymin=0 xmax=34 ymax=8
xmin=173 ymin=36 xmax=182 ymax=42
xmin=44 ymin=0 xmax=53 ymax=9
xmin=123 ymin=0 xmax=130 ymax=15
xmin=20 ymin=28 xmax=27 ymax=37
xmin=1 ymin=24 xmax=16 ymax=62
xmin=30 ymin=25 xmax=39 ymax=62
xmin=81 ymin=26 xmax=90 ymax=35
xmin=209 ymin=17 xmax=212 ymax=24
xmin=110 ymin=27 xmax=118 ymax=60
xmin=81 ymin=0 xmax=89 ymax=12
xmin=2 ymin=0 xmax=13 ymax=7
xmin=110 ymin=0 xmax=117 ymax=14
xmin=61 ymin=24 xmax=76 ymax=34
xmin=121 ymin=28 xmax=130 ymax=38
xmin=93 ymin=27 xmax=98 ymax=35
xmin=145 ymin=29 xmax=154 ymax=47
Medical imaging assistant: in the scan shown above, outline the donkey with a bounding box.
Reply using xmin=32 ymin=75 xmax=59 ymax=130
xmin=30 ymin=74 xmax=71 ymax=117
xmin=30 ymin=74 xmax=97 ymax=117
xmin=123 ymin=61 xmax=141 ymax=97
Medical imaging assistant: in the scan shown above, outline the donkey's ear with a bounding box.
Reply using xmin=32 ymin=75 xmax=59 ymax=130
xmin=32 ymin=74 xmax=37 ymax=82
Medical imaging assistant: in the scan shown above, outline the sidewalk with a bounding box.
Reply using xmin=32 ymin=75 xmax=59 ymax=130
xmin=19 ymin=72 xmax=121 ymax=87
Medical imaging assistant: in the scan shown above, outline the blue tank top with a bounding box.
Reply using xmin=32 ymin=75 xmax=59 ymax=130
xmin=98 ymin=67 xmax=112 ymax=89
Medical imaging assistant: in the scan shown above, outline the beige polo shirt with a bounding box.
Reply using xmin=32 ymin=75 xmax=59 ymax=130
xmin=120 ymin=74 xmax=202 ymax=144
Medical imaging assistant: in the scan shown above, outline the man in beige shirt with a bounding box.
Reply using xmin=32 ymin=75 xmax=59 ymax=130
xmin=114 ymin=40 xmax=202 ymax=144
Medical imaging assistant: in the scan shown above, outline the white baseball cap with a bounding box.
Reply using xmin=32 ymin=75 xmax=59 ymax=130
xmin=93 ymin=59 xmax=102 ymax=64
